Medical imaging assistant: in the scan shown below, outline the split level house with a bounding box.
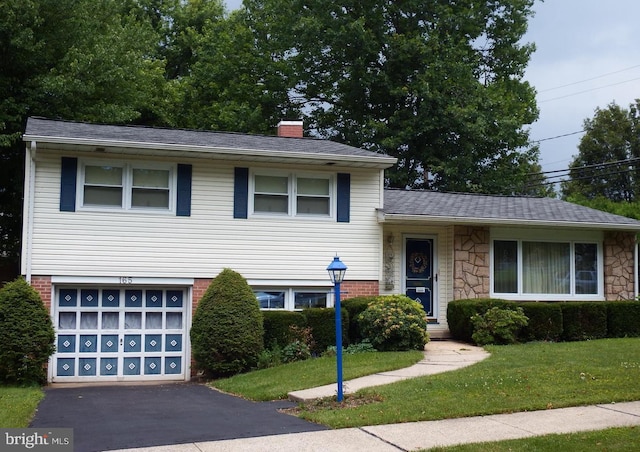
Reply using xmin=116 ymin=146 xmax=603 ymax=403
xmin=21 ymin=117 xmax=640 ymax=383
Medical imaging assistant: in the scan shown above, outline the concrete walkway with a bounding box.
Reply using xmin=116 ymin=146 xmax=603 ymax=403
xmin=108 ymin=341 xmax=640 ymax=451
xmin=289 ymin=340 xmax=490 ymax=402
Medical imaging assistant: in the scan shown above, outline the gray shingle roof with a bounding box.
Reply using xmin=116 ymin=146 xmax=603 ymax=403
xmin=383 ymin=189 xmax=640 ymax=229
xmin=24 ymin=117 xmax=396 ymax=167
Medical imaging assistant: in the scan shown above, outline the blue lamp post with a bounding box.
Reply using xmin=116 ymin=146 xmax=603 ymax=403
xmin=327 ymin=255 xmax=347 ymax=402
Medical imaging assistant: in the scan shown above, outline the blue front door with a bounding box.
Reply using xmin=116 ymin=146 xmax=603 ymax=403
xmin=405 ymin=238 xmax=434 ymax=317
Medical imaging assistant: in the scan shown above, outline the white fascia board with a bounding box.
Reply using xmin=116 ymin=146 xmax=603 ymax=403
xmin=248 ymin=279 xmax=333 ymax=287
xmin=24 ymin=135 xmax=398 ymax=169
xmin=380 ymin=213 xmax=640 ymax=231
xmin=51 ymin=276 xmax=195 ymax=286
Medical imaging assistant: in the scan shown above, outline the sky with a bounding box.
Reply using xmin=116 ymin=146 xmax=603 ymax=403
xmin=224 ymin=1 xmax=640 ymax=180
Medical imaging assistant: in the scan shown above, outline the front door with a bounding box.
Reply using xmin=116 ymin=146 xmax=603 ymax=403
xmin=405 ymin=238 xmax=435 ymax=317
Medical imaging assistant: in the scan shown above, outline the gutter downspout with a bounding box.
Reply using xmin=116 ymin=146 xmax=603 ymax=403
xmin=23 ymin=141 xmax=36 ymax=283
xmin=635 ymin=236 xmax=638 ymax=298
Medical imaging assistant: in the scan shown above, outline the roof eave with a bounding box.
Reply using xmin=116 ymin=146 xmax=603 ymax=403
xmin=379 ymin=212 xmax=640 ymax=231
xmin=23 ymin=135 xmax=398 ymax=169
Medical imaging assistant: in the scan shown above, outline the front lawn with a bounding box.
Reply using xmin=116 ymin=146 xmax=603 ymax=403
xmin=0 ymin=386 xmax=45 ymax=427
xmin=214 ymin=338 xmax=640 ymax=429
xmin=298 ymin=338 xmax=640 ymax=428
xmin=211 ymin=350 xmax=424 ymax=401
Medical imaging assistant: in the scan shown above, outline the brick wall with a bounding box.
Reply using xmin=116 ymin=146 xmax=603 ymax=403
xmin=30 ymin=276 xmax=52 ymax=310
xmin=341 ymin=280 xmax=380 ymax=299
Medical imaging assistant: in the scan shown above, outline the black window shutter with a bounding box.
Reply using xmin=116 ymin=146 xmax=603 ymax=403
xmin=234 ymin=167 xmax=249 ymax=219
xmin=176 ymin=164 xmax=192 ymax=217
xmin=60 ymin=157 xmax=78 ymax=212
xmin=337 ymin=173 xmax=350 ymax=223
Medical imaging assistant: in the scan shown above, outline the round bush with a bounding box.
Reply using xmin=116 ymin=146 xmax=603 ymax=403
xmin=190 ymin=269 xmax=264 ymax=377
xmin=0 ymin=278 xmax=55 ymax=385
xmin=356 ymin=295 xmax=429 ymax=351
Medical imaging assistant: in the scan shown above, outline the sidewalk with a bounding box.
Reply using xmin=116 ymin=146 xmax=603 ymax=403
xmin=109 ymin=341 xmax=640 ymax=451
xmin=111 ymin=401 xmax=640 ymax=451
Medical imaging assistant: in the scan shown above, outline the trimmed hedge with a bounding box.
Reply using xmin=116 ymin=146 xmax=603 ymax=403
xmin=448 ymin=299 xmax=640 ymax=344
xmin=341 ymin=296 xmax=377 ymax=344
xmin=262 ymin=310 xmax=307 ymax=348
xmin=303 ymin=308 xmax=349 ymax=354
xmin=519 ymin=302 xmax=563 ymax=342
xmin=607 ymin=301 xmax=640 ymax=338
xmin=560 ymin=302 xmax=607 ymax=341
xmin=446 ymin=298 xmax=512 ymax=342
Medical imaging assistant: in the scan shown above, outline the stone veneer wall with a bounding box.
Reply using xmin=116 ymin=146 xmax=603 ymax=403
xmin=453 ymin=226 xmax=490 ymax=300
xmin=604 ymin=231 xmax=636 ymax=300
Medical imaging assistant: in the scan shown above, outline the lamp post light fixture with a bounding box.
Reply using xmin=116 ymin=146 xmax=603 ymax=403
xmin=327 ymin=255 xmax=347 ymax=402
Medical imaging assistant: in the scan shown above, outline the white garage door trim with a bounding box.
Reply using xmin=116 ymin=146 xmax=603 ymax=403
xmin=50 ymin=284 xmax=191 ymax=383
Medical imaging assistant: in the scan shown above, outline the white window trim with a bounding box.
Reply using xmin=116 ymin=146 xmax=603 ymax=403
xmin=253 ymin=286 xmax=333 ymax=310
xmin=78 ymin=159 xmax=176 ymax=214
xmin=248 ymin=170 xmax=335 ymax=219
xmin=490 ymin=238 xmax=604 ymax=301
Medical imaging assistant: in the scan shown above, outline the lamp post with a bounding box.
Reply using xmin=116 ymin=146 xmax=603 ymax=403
xmin=327 ymin=255 xmax=347 ymax=402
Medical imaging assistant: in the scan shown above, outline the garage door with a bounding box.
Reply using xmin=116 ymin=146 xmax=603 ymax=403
xmin=52 ymin=287 xmax=188 ymax=382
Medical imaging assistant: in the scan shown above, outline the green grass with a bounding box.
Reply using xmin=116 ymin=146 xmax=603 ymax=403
xmin=292 ymin=338 xmax=640 ymax=428
xmin=428 ymin=426 xmax=640 ymax=451
xmin=211 ymin=350 xmax=424 ymax=401
xmin=0 ymin=386 xmax=45 ymax=427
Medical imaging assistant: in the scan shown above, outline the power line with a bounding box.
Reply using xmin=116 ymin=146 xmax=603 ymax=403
xmin=531 ymin=130 xmax=584 ymax=143
xmin=538 ymin=64 xmax=640 ymax=93
xmin=539 ymin=77 xmax=640 ymax=103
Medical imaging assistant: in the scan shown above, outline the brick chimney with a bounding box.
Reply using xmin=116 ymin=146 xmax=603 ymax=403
xmin=277 ymin=120 xmax=303 ymax=138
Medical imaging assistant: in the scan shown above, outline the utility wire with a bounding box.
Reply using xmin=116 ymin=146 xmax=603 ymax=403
xmin=531 ymin=130 xmax=585 ymax=143
xmin=538 ymin=64 xmax=640 ymax=93
xmin=539 ymin=77 xmax=640 ymax=103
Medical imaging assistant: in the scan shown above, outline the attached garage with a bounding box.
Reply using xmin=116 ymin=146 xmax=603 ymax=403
xmin=51 ymin=286 xmax=190 ymax=382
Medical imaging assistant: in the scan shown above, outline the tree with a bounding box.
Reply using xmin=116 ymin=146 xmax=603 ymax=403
xmin=168 ymin=5 xmax=298 ymax=133
xmin=562 ymin=101 xmax=640 ymax=202
xmin=243 ymin=0 xmax=540 ymax=193
xmin=0 ymin=0 xmax=168 ymax=277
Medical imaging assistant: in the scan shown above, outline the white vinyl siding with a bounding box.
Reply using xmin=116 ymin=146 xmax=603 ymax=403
xmin=28 ymin=153 xmax=383 ymax=283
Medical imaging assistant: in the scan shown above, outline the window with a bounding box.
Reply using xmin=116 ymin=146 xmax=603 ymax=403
xmin=253 ymin=288 xmax=331 ymax=310
xmin=492 ymin=240 xmax=600 ymax=298
xmin=80 ymin=161 xmax=173 ymax=211
xmin=251 ymin=172 xmax=332 ymax=217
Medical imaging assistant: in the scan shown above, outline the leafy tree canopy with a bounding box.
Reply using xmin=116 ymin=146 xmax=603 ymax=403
xmin=243 ymin=0 xmax=540 ymax=193
xmin=562 ymin=100 xmax=640 ymax=202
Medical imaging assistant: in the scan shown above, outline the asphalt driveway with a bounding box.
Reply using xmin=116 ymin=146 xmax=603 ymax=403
xmin=29 ymin=383 xmax=327 ymax=452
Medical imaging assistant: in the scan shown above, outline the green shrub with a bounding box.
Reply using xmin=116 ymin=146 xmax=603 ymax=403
xmin=256 ymin=344 xmax=282 ymax=369
xmin=262 ymin=310 xmax=307 ymax=348
xmin=518 ymin=302 xmax=563 ymax=342
xmin=324 ymin=339 xmax=377 ymax=356
xmin=341 ymin=296 xmax=377 ymax=344
xmin=0 ymin=278 xmax=55 ymax=385
xmin=607 ymin=301 xmax=640 ymax=338
xmin=303 ymin=308 xmax=349 ymax=354
xmin=471 ymin=306 xmax=528 ymax=345
xmin=357 ymin=295 xmax=429 ymax=351
xmin=190 ymin=269 xmax=264 ymax=377
xmin=447 ymin=298 xmax=512 ymax=342
xmin=560 ymin=302 xmax=607 ymax=341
